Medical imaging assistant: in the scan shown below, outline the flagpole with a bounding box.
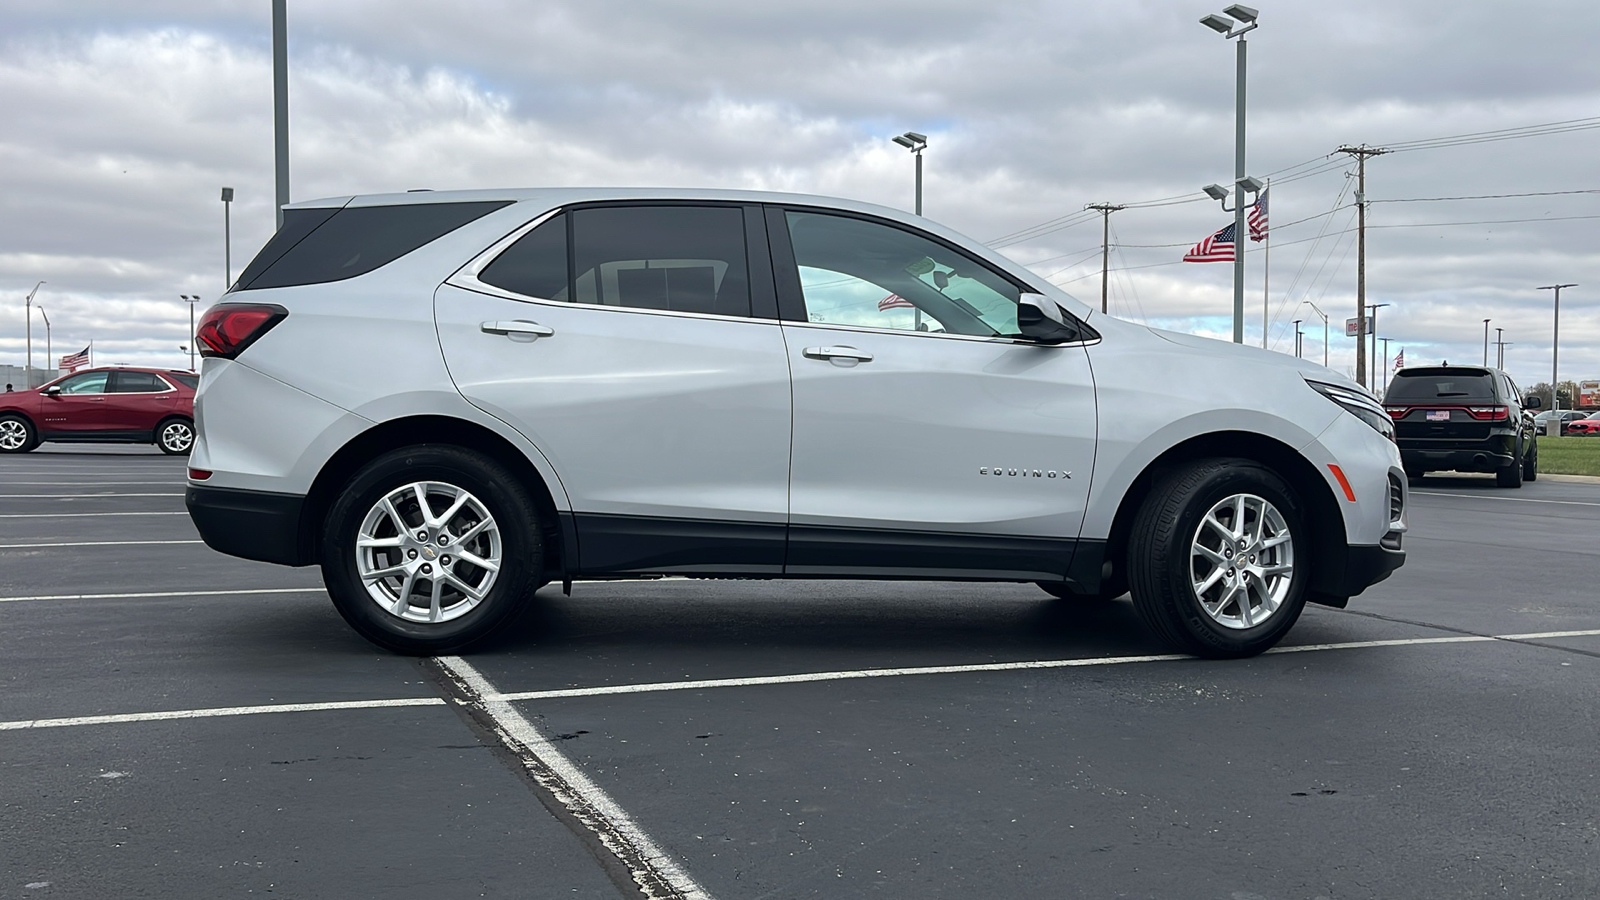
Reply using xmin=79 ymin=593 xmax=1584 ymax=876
xmin=1260 ymin=179 xmax=1270 ymax=349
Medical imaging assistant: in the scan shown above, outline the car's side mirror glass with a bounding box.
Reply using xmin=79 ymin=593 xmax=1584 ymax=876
xmin=1524 ymin=395 xmax=1542 ymax=409
xmin=1016 ymin=293 xmax=1079 ymax=344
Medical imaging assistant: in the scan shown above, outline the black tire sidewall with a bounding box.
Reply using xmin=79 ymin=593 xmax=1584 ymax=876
xmin=321 ymin=446 xmax=543 ymax=654
xmin=1133 ymin=460 xmax=1310 ymax=658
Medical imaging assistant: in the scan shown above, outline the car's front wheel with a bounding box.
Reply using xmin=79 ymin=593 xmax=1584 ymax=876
xmin=321 ymin=445 xmax=544 ymax=654
xmin=1127 ymin=458 xmax=1309 ymax=658
xmin=0 ymin=414 xmax=38 ymax=453
xmin=156 ymin=417 xmax=194 ymax=455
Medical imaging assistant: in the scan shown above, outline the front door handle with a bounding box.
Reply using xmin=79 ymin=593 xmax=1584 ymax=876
xmin=481 ymin=320 xmax=555 ymax=337
xmin=802 ymin=346 xmax=874 ymax=362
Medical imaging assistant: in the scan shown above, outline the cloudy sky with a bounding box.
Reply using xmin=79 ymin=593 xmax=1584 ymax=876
xmin=2 ymin=0 xmax=1597 ymax=393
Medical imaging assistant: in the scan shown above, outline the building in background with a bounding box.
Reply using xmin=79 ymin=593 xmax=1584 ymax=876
xmin=0 ymin=364 xmax=59 ymax=390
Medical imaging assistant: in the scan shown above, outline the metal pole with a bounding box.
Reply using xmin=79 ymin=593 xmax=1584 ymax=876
xmin=39 ymin=308 xmax=50 ymax=378
xmin=1539 ymin=284 xmax=1576 ymax=410
xmin=1380 ymin=337 xmax=1392 ymax=395
xmin=23 ymin=281 xmax=43 ymax=387
xmin=1365 ymin=303 xmax=1388 ymax=389
xmin=1495 ymin=327 xmax=1505 ymax=368
xmin=222 ymin=187 xmax=234 ymax=288
xmin=1483 ymin=318 xmax=1490 ymax=366
xmin=914 ymin=150 xmax=923 ymax=217
xmin=1232 ymin=36 xmax=1247 ymax=344
xmin=189 ymin=301 xmax=197 ymax=371
xmin=1261 ymin=177 xmax=1270 ymax=348
xmin=273 ymin=0 xmax=290 ymax=230
xmin=1293 ymin=319 xmax=1301 ymax=357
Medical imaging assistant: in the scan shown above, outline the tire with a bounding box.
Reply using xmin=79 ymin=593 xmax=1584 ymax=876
xmin=155 ymin=417 xmax=195 ymax=455
xmin=1036 ymin=582 xmax=1124 ymax=602
xmin=1523 ymin=438 xmax=1538 ymax=482
xmin=321 ymin=445 xmax=544 ymax=654
xmin=0 ymin=414 xmax=38 ymax=453
xmin=1496 ymin=440 xmax=1524 ymax=488
xmin=1126 ymin=458 xmax=1309 ymax=658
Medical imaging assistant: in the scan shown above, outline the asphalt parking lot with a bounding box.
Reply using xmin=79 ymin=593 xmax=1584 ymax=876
xmin=3 ymin=448 xmax=1599 ymax=899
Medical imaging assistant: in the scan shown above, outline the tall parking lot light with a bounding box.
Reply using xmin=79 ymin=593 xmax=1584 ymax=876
xmin=222 ymin=187 xmax=235 ymax=288
xmin=181 ymin=295 xmax=201 ymax=371
xmin=1199 ymin=4 xmax=1261 ymax=344
xmin=1538 ymin=283 xmax=1576 ymax=409
xmin=892 ymin=132 xmax=928 ymax=216
xmin=24 ymin=281 xmax=45 ymax=386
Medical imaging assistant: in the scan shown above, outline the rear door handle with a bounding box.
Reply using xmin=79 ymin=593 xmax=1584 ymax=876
xmin=481 ymin=320 xmax=555 ymax=337
xmin=802 ymin=346 xmax=873 ymax=362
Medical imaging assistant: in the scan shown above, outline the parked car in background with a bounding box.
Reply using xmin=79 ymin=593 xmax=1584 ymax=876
xmin=1565 ymin=411 xmax=1600 ymax=435
xmin=1533 ymin=409 xmax=1591 ymax=436
xmin=1385 ymin=364 xmax=1539 ymax=487
xmin=0 ymin=367 xmax=197 ymax=455
xmin=185 ymin=187 xmax=1407 ymax=659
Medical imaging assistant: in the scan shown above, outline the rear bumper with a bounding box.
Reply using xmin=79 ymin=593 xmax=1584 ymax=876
xmin=1400 ymin=441 xmax=1515 ymax=472
xmin=186 ymin=485 xmax=311 ymax=566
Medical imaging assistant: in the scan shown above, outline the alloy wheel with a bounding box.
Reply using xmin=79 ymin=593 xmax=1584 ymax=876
xmin=160 ymin=421 xmax=194 ymax=454
xmin=1188 ymin=492 xmax=1295 ymax=630
xmin=0 ymin=419 xmax=28 ymax=451
xmin=354 ymin=481 xmax=502 ymax=624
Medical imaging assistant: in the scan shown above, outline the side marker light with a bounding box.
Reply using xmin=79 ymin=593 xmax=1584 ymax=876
xmin=1327 ymin=464 xmax=1356 ymax=502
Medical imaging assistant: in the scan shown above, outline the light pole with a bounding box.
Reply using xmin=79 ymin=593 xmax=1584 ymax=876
xmin=1482 ymin=318 xmax=1491 ymax=366
xmin=892 ymin=132 xmax=928 ymax=216
xmin=1200 ymin=4 xmax=1261 ymax=344
xmin=1379 ymin=337 xmax=1393 ymax=396
xmin=1293 ymin=319 xmax=1302 ymax=358
xmin=24 ymin=281 xmax=44 ymax=387
xmin=37 ymin=307 xmax=51 ymax=377
xmin=221 ymin=187 xmax=234 ymax=288
xmin=1302 ymin=300 xmax=1329 ymax=367
xmin=1538 ymin=283 xmax=1576 ymax=409
xmin=1494 ymin=327 xmax=1507 ymax=368
xmin=1365 ymin=302 xmax=1390 ymax=389
xmin=181 ymin=295 xmax=201 ymax=371
xmin=273 ymin=0 xmax=289 ymax=229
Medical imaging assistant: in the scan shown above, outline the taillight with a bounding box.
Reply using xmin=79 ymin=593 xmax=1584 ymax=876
xmin=1384 ymin=405 xmax=1409 ymax=419
xmin=188 ymin=468 xmax=213 ymax=481
xmin=196 ymin=303 xmax=287 ymax=360
xmin=1465 ymin=405 xmax=1509 ymax=421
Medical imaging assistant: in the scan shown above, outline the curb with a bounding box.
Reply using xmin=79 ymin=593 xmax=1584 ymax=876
xmin=1539 ymin=473 xmax=1600 ymax=484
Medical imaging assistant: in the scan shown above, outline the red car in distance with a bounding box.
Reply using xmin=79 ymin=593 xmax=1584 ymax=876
xmin=1566 ymin=412 xmax=1600 ymax=435
xmin=0 ymin=367 xmax=198 ymax=455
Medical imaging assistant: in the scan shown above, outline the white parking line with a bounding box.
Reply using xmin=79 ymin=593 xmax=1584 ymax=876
xmin=0 ymin=587 xmax=324 ymax=603
xmin=2 ymin=481 xmax=188 ymax=486
xmin=437 ymin=656 xmax=717 ymax=900
xmin=1412 ymin=490 xmax=1600 ymax=508
xmin=0 ymin=511 xmax=189 ymax=519
xmin=0 ymin=540 xmax=205 ymax=549
xmin=0 ymin=493 xmax=186 ymax=498
xmin=0 ymin=697 xmax=445 ymax=731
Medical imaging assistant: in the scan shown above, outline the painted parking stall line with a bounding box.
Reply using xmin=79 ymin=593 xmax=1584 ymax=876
xmin=0 ymin=493 xmax=187 ymax=498
xmin=0 ymin=511 xmax=190 ymax=519
xmin=0 ymin=540 xmax=205 ymax=549
xmin=0 ymin=697 xmax=445 ymax=731
xmin=434 ymin=656 xmax=718 ymax=900
xmin=1411 ymin=490 xmax=1600 ymax=508
xmin=0 ymin=587 xmax=324 ymax=604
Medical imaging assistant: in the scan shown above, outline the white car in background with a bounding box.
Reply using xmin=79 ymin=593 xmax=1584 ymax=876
xmin=185 ymin=188 xmax=1406 ymax=658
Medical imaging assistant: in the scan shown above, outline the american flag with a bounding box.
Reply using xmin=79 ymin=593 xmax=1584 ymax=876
xmin=1248 ymin=188 xmax=1269 ymax=243
xmin=1393 ymin=348 xmax=1404 ymax=370
xmin=878 ymin=293 xmax=915 ymax=311
xmin=1182 ymin=223 xmax=1236 ymax=263
xmin=60 ymin=346 xmax=90 ymax=371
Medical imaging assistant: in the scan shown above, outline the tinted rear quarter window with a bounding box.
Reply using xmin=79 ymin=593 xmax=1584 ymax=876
xmin=167 ymin=373 xmax=199 ymax=390
xmin=1387 ymin=370 xmax=1496 ymax=403
xmin=237 ymin=201 xmax=511 ymax=291
xmin=479 ymin=214 xmax=569 ymax=300
xmin=110 ymin=371 xmax=168 ymax=393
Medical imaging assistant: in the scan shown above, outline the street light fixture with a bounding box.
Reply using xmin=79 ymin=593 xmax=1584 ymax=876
xmin=892 ymin=132 xmax=929 ymax=216
xmin=181 ymin=294 xmax=202 ymax=371
xmin=1198 ymin=5 xmax=1263 ymax=343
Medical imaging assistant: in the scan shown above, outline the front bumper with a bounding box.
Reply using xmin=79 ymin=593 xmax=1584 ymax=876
xmin=186 ymin=484 xmax=312 ymax=566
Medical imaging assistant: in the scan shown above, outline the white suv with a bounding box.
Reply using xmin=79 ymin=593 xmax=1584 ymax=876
xmin=186 ymin=189 xmax=1406 ymax=658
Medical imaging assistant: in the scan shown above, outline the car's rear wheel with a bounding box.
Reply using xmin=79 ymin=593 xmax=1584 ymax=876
xmin=1127 ymin=458 xmax=1309 ymax=658
xmin=321 ymin=446 xmax=544 ymax=654
xmin=1523 ymin=438 xmax=1539 ymax=482
xmin=1496 ymin=440 xmax=1524 ymax=488
xmin=156 ymin=417 xmax=194 ymax=455
xmin=1 ymin=414 xmax=39 ymax=453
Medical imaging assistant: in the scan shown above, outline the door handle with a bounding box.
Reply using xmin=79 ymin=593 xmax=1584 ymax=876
xmin=481 ymin=320 xmax=555 ymax=337
xmin=802 ymin=346 xmax=874 ymax=362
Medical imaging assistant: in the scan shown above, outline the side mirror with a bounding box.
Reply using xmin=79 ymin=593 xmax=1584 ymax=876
xmin=43 ymin=385 xmax=62 ymax=397
xmin=1524 ymin=395 xmax=1542 ymax=409
xmin=1016 ymin=294 xmax=1079 ymax=344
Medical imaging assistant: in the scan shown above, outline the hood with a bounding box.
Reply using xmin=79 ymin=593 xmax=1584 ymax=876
xmin=1144 ymin=326 xmax=1370 ymax=396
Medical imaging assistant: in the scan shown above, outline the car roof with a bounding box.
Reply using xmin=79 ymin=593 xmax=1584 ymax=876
xmin=283 ymin=186 xmax=916 ymax=219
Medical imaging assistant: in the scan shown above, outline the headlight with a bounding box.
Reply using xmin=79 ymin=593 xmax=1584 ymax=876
xmin=1306 ymin=379 xmax=1394 ymax=441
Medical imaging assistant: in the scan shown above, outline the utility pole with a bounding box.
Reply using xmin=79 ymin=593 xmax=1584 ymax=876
xmin=1538 ymin=283 xmax=1576 ymax=409
xmin=1086 ymin=203 xmax=1125 ymax=314
xmin=1337 ymin=145 xmax=1387 ymax=387
xmin=273 ymin=0 xmax=289 ymax=229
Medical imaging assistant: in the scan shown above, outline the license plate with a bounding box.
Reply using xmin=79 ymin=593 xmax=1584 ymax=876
xmin=1426 ymin=410 xmax=1451 ymax=422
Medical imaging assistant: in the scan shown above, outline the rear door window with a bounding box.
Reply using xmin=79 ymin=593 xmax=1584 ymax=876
xmin=109 ymin=372 xmax=169 ymax=393
xmin=236 ymin=201 xmax=512 ymax=291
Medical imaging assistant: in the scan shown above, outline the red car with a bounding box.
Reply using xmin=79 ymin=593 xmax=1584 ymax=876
xmin=1566 ymin=412 xmax=1600 ymax=435
xmin=0 ymin=367 xmax=197 ymax=455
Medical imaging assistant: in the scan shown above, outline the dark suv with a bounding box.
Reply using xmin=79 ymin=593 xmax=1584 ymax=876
xmin=1385 ymin=365 xmax=1539 ymax=488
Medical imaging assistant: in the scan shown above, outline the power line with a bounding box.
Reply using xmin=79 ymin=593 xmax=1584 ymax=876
xmin=1373 ymin=188 xmax=1600 ymax=203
